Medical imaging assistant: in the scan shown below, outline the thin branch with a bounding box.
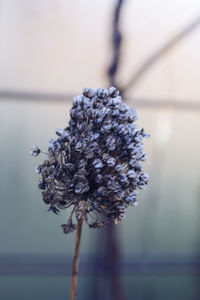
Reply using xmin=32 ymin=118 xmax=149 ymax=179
xmin=106 ymin=3 xmax=128 ymax=299
xmin=70 ymin=217 xmax=83 ymax=300
xmin=125 ymin=97 xmax=200 ymax=111
xmin=1 ymin=89 xmax=200 ymax=111
xmin=123 ymin=16 xmax=200 ymax=92
xmin=106 ymin=224 xmax=128 ymax=300
xmin=108 ymin=0 xmax=125 ymax=87
xmin=0 ymin=89 xmax=73 ymax=102
xmin=1 ymin=253 xmax=200 ymax=275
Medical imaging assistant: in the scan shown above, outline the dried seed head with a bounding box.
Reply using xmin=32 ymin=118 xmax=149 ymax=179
xmin=30 ymin=145 xmax=40 ymax=157
xmin=31 ymin=87 xmax=150 ymax=233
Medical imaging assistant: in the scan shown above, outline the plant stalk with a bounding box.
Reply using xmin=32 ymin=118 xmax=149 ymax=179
xmin=70 ymin=217 xmax=83 ymax=300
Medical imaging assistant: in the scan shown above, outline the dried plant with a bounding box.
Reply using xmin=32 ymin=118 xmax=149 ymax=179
xmin=30 ymin=87 xmax=149 ymax=300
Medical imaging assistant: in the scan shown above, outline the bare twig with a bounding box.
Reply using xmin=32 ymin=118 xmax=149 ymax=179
xmin=106 ymin=224 xmax=128 ymax=300
xmin=1 ymin=89 xmax=200 ymax=111
xmin=125 ymin=97 xmax=200 ymax=111
xmin=123 ymin=16 xmax=200 ymax=92
xmin=108 ymin=0 xmax=125 ymax=87
xmin=0 ymin=89 xmax=73 ymax=102
xmin=105 ymin=1 xmax=128 ymax=299
xmin=70 ymin=217 xmax=83 ymax=300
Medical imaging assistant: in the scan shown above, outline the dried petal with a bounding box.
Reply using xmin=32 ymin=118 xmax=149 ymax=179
xmin=30 ymin=145 xmax=40 ymax=156
xmin=31 ymin=86 xmax=149 ymax=233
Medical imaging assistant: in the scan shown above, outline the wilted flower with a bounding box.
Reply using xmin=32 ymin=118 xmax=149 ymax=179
xmin=31 ymin=87 xmax=149 ymax=233
xmin=30 ymin=145 xmax=41 ymax=157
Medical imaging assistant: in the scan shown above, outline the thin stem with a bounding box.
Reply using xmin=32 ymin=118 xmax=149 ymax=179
xmin=70 ymin=217 xmax=83 ymax=300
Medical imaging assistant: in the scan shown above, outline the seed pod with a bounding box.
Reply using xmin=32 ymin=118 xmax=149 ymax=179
xmin=31 ymin=87 xmax=149 ymax=233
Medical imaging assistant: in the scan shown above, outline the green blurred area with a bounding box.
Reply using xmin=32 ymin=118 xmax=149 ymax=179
xmin=0 ymin=100 xmax=200 ymax=299
xmin=0 ymin=275 xmax=199 ymax=300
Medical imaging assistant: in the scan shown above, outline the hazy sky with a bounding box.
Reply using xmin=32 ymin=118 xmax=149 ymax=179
xmin=0 ymin=0 xmax=200 ymax=100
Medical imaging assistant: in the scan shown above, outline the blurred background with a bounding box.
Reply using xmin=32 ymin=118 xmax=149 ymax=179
xmin=0 ymin=0 xmax=200 ymax=299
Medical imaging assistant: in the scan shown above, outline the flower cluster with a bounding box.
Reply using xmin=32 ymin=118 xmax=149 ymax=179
xmin=30 ymin=87 xmax=149 ymax=233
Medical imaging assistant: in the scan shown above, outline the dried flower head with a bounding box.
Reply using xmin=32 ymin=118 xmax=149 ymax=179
xmin=31 ymin=87 xmax=149 ymax=233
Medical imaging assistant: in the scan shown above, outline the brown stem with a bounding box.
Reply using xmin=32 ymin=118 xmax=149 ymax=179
xmin=70 ymin=217 xmax=83 ymax=300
